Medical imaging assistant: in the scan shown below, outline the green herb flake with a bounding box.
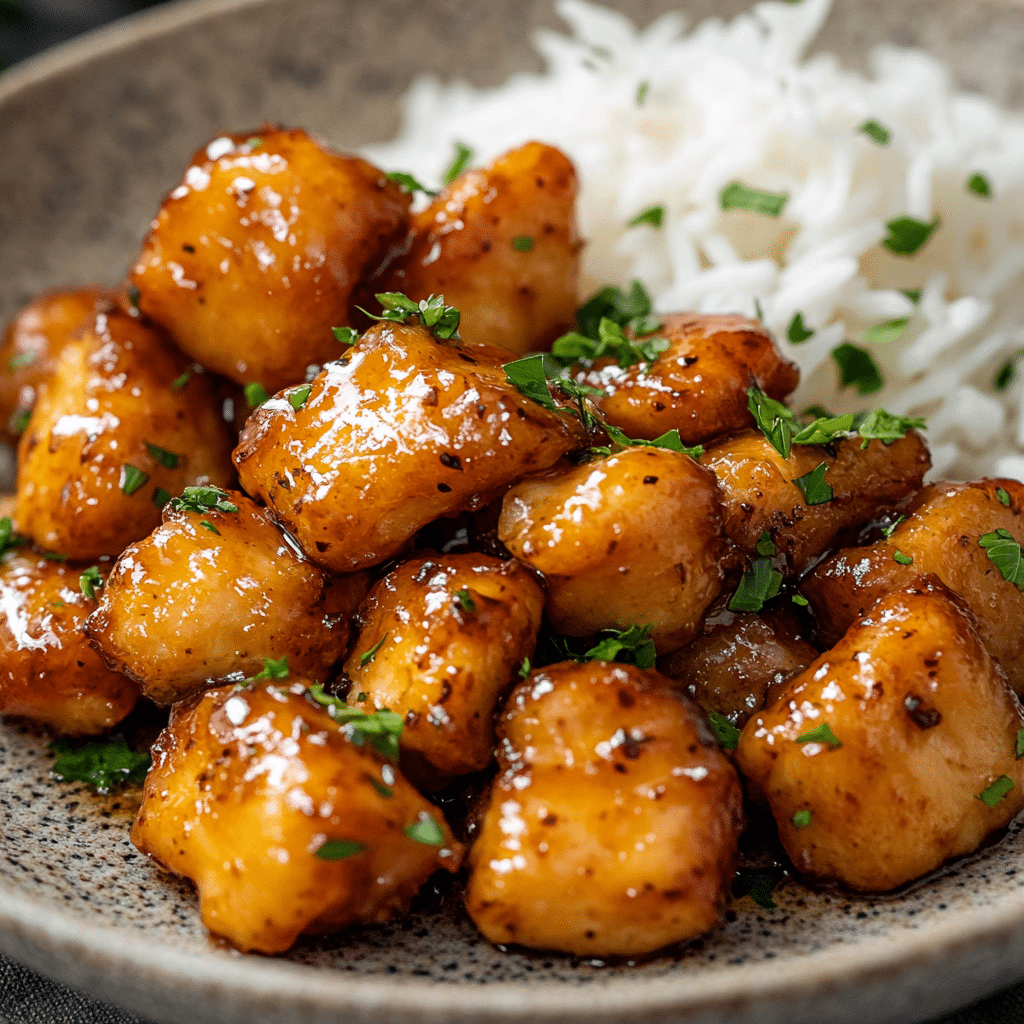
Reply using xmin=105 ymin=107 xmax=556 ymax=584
xmin=636 ymin=81 xmax=649 ymax=105
xmin=832 ymin=342 xmax=883 ymax=395
xmin=881 ymin=515 xmax=905 ymax=539
xmin=242 ymin=656 xmax=290 ymax=688
xmin=733 ymin=869 xmax=780 ymax=910
xmin=747 ymin=384 xmax=797 ymax=459
xmin=145 ymin=442 xmax=180 ymax=470
xmin=791 ymin=413 xmax=855 ymax=447
xmin=720 ymin=181 xmax=788 ymax=218
xmin=995 ymin=358 xmax=1019 ymax=391
xmin=385 ymin=171 xmax=437 ymax=196
xmin=977 ymin=775 xmax=1014 ymax=807
xmin=199 ymin=520 xmax=220 ymax=535
xmin=576 ymin=280 xmax=654 ymax=338
xmin=859 ymin=120 xmax=891 ymax=145
xmin=791 ymin=594 xmax=810 ymax=607
xmin=245 ymin=136 xmax=263 ymax=149
xmin=50 ymin=735 xmax=150 ymax=794
xmin=979 ymin=529 xmax=1024 ymax=589
xmin=152 ymin=487 xmax=172 ymax=509
xmin=997 ymin=488 xmax=1012 ymax=508
xmin=79 ymin=566 xmax=103 ymax=601
xmin=883 ymin=216 xmax=939 ymax=256
xmin=511 ymin=235 xmax=534 ymax=252
xmin=332 ymin=326 xmax=358 ymax=347
xmin=453 ymin=587 xmax=476 ymax=613
xmin=443 ymin=142 xmax=474 ymax=185
xmin=170 ymin=369 xmax=192 ymax=390
xmin=405 ymin=813 xmax=446 ymax=846
xmin=370 ymin=778 xmax=394 ymax=799
xmin=288 ymin=384 xmax=312 ymax=412
xmin=1016 ymin=727 xmax=1024 ymax=760
xmin=503 ymin=354 xmax=557 ymax=411
xmin=795 ymin=722 xmax=842 ymax=749
xmin=792 ymin=809 xmax=812 ymax=828
xmin=728 ymin=557 xmax=783 ymax=614
xmin=315 ymin=838 xmax=367 ymax=861
xmin=360 ymin=633 xmax=389 ymax=667
xmin=519 ymin=657 xmax=532 ymax=679
xmin=862 ymin=318 xmax=910 ymax=345
xmin=126 ymin=284 xmax=141 ymax=311
xmin=308 ymin=684 xmax=404 ymax=760
xmin=0 ymin=516 xmax=28 ymax=559
xmin=360 ymin=292 xmax=461 ymax=341
xmin=120 ymin=464 xmax=149 ymax=496
xmin=50 ymin=600 xmax=65 ymax=609
xmin=792 ymin=462 xmax=833 ymax=506
xmin=245 ymin=381 xmax=270 ymax=409
xmin=627 ymin=204 xmax=665 ymax=229
xmin=582 ymin=624 xmax=657 ymax=669
xmin=901 ymin=288 xmax=923 ymax=304
xmin=787 ymin=312 xmax=814 ymax=344
xmin=754 ymin=298 xmax=765 ymax=322
xmin=13 ymin=408 xmax=31 ymax=434
xmin=893 ymin=551 xmax=914 ymax=565
xmin=755 ymin=531 xmax=776 ymax=558
xmin=168 ymin=486 xmax=239 ymax=516
xmin=7 ymin=350 xmax=36 ymax=371
xmin=967 ymin=173 xmax=993 ymax=199
xmin=856 ymin=408 xmax=925 ymax=447
xmin=708 ymin=712 xmax=741 ymax=751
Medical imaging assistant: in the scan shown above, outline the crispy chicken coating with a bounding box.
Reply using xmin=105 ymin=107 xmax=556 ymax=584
xmin=700 ymin=428 xmax=930 ymax=573
xmin=130 ymin=128 xmax=411 ymax=393
xmin=85 ymin=492 xmax=367 ymax=706
xmin=234 ymin=321 xmax=587 ymax=573
xmin=498 ymin=446 xmax=732 ymax=652
xmin=15 ymin=308 xmax=234 ymax=560
xmin=465 ymin=661 xmax=744 ymax=956
xmin=735 ymin=579 xmax=1024 ymax=891
xmin=585 ymin=313 xmax=799 ymax=445
xmin=343 ymin=554 xmax=544 ymax=788
xmin=379 ymin=142 xmax=580 ymax=355
xmin=131 ymin=680 xmax=460 ymax=954
xmin=0 ymin=553 xmax=137 ymax=735
xmin=803 ymin=479 xmax=1024 ymax=693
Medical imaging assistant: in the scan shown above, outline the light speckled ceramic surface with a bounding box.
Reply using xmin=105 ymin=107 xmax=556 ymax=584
xmin=3 ymin=1 xmax=1024 ymax=1022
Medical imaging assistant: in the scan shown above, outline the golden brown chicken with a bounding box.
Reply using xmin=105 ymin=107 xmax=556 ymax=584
xmin=465 ymin=660 xmax=744 ymax=956
xmin=130 ymin=128 xmax=411 ymax=393
xmin=85 ymin=490 xmax=368 ymax=706
xmin=131 ymin=678 xmax=461 ymax=954
xmin=736 ymin=578 xmax=1024 ymax=891
xmin=342 ymin=553 xmax=544 ymax=788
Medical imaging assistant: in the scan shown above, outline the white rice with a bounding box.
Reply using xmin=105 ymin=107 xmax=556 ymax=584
xmin=364 ymin=0 xmax=1024 ymax=480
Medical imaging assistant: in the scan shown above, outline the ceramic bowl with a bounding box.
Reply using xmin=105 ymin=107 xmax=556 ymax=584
xmin=3 ymin=1 xmax=1024 ymax=1022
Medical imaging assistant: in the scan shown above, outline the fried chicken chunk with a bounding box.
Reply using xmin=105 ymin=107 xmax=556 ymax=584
xmin=585 ymin=313 xmax=799 ymax=445
xmin=131 ymin=680 xmax=460 ymax=954
xmin=735 ymin=579 xmax=1024 ymax=891
xmin=498 ymin=446 xmax=732 ymax=652
xmin=465 ymin=661 xmax=744 ymax=956
xmin=0 ymin=552 xmax=137 ymax=734
xmin=234 ymin=321 xmax=586 ymax=573
xmin=380 ymin=142 xmax=580 ymax=355
xmin=130 ymin=128 xmax=411 ymax=393
xmin=342 ymin=554 xmax=544 ymax=788
xmin=85 ymin=491 xmax=367 ymax=706
xmin=15 ymin=308 xmax=234 ymax=560
xmin=803 ymin=480 xmax=1024 ymax=693
xmin=700 ymin=428 xmax=929 ymax=573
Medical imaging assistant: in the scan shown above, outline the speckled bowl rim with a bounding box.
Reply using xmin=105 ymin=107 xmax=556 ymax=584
xmin=2 ymin=1 xmax=1024 ymax=1021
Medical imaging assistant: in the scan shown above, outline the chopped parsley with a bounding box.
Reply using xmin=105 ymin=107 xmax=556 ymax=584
xmin=453 ymin=587 xmax=476 ymax=613
xmin=1016 ymin=727 xmax=1024 ymax=759
xmin=881 ymin=515 xmax=906 ymax=538
xmin=627 ymin=204 xmax=664 ymax=229
xmin=795 ymin=722 xmax=842 ymax=748
xmin=967 ymin=173 xmax=993 ymax=199
xmin=636 ymin=81 xmax=649 ymax=105
xmin=755 ymin=530 xmax=776 ymax=557
xmin=502 ymin=353 xmax=604 ymax=428
xmin=883 ymin=216 xmax=939 ymax=256
xmin=144 ymin=442 xmax=180 ymax=469
xmin=901 ymin=288 xmax=923 ymax=304
xmin=595 ymin=423 xmax=702 ymax=459
xmin=791 ymin=593 xmax=810 ymax=607
xmin=832 ymin=343 xmax=883 ymax=395
xmin=12 ymin=408 xmax=31 ymax=434
xmin=7 ymin=350 xmax=36 ymax=371
xmin=239 ymin=656 xmax=290 ymax=688
xmin=893 ymin=551 xmax=914 ymax=565
xmin=315 ymin=839 xmax=367 ymax=861
xmin=120 ymin=464 xmax=149 ymax=496
xmin=792 ymin=809 xmax=812 ymax=828
xmin=168 ymin=485 xmax=239 ymax=515
xmin=199 ymin=520 xmax=220 ymax=535
xmin=79 ymin=566 xmax=103 ymax=601
xmin=511 ymin=236 xmax=534 ymax=252
xmin=405 ymin=812 xmax=446 ymax=846
xmin=787 ymin=312 xmax=814 ymax=344
xmin=729 ymin=535 xmax=783 ymax=614
xmin=708 ymin=712 xmax=741 ymax=751
xmin=979 ymin=529 xmax=1024 ymax=589
xmin=332 ymin=326 xmax=358 ymax=346
xmin=792 ymin=463 xmax=833 ymax=506
xmin=308 ymin=683 xmax=403 ymax=760
xmin=855 ymin=408 xmax=925 ymax=446
xmin=385 ymin=171 xmax=437 ymax=196
xmin=720 ymin=181 xmax=788 ymax=218
xmin=360 ymin=292 xmax=460 ymax=341
xmin=791 ymin=413 xmax=854 ymax=446
xmin=288 ymin=384 xmax=312 ymax=412
xmin=747 ymin=385 xmax=796 ymax=458
xmin=862 ymin=318 xmax=909 ymax=345
xmin=170 ymin=368 xmax=192 ymax=390
xmin=519 ymin=657 xmax=532 ymax=679
xmin=997 ymin=488 xmax=1012 ymax=508
xmin=50 ymin=735 xmax=150 ymax=793
xmin=732 ymin=869 xmax=781 ymax=910
xmin=977 ymin=775 xmax=1014 ymax=807
xmin=575 ymin=280 xmax=659 ymax=340
xmin=244 ymin=382 xmax=270 ymax=409
xmin=0 ymin=517 xmax=28 ymax=559
xmin=859 ymin=120 xmax=891 ymax=145
xmin=442 ymin=142 xmax=473 ymax=185
xmin=359 ymin=633 xmax=389 ymax=666
xmin=995 ymin=357 xmax=1020 ymax=391
xmin=582 ymin=624 xmax=656 ymax=669
xmin=552 ymin=317 xmax=668 ymax=370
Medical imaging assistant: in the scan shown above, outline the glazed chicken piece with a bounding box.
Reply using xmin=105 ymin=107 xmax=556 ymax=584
xmin=378 ymin=142 xmax=580 ymax=356
xmin=660 ymin=602 xmax=818 ymax=729
xmin=803 ymin=479 xmax=1024 ymax=693
xmin=0 ymin=287 xmax=118 ymax=443
xmin=498 ymin=446 xmax=734 ymax=652
xmin=16 ymin=307 xmax=235 ymax=560
xmin=342 ymin=553 xmax=544 ymax=788
xmin=234 ymin=321 xmax=587 ymax=573
xmin=85 ymin=491 xmax=367 ymax=706
xmin=131 ymin=679 xmax=460 ymax=954
xmin=700 ymin=428 xmax=930 ymax=573
xmin=736 ymin=579 xmax=1024 ymax=891
xmin=465 ymin=661 xmax=744 ymax=956
xmin=0 ymin=550 xmax=138 ymax=734
xmin=130 ymin=127 xmax=411 ymax=393
xmin=583 ymin=313 xmax=799 ymax=445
